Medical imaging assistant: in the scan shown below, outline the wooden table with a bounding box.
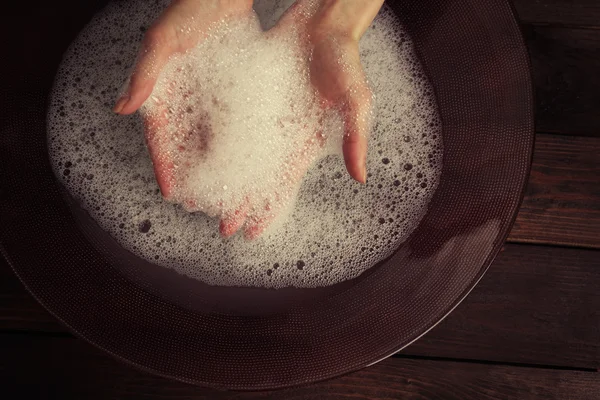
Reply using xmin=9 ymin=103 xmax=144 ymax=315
xmin=1 ymin=0 xmax=599 ymax=398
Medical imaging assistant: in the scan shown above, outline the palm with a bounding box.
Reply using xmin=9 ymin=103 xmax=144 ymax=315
xmin=310 ymin=38 xmax=360 ymax=107
xmin=141 ymin=12 xmax=327 ymax=240
xmin=221 ymin=10 xmax=375 ymax=238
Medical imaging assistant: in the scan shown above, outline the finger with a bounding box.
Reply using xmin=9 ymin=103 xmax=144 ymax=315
xmin=220 ymin=199 xmax=250 ymax=238
xmin=143 ymin=104 xmax=175 ymax=199
xmin=244 ymin=189 xmax=297 ymax=240
xmin=114 ymin=28 xmax=175 ymax=115
xmin=244 ymin=215 xmax=274 ymax=241
xmin=342 ymin=83 xmax=373 ymax=184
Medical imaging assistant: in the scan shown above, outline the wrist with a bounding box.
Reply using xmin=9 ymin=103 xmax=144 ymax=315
xmin=237 ymin=0 xmax=254 ymax=12
xmin=220 ymin=0 xmax=254 ymax=13
xmin=172 ymin=0 xmax=253 ymax=14
xmin=310 ymin=0 xmax=384 ymax=42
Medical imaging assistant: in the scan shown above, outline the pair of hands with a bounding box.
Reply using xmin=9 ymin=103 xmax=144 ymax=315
xmin=114 ymin=0 xmax=384 ymax=238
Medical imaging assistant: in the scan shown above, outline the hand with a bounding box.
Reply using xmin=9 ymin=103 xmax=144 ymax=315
xmin=130 ymin=0 xmax=327 ymax=239
xmin=217 ymin=0 xmax=385 ymax=237
xmin=219 ymin=0 xmax=384 ymax=238
xmin=113 ymin=0 xmax=253 ymax=115
xmin=276 ymin=0 xmax=384 ymax=183
xmin=139 ymin=67 xmax=326 ymax=240
xmin=112 ymin=0 xmax=256 ymax=220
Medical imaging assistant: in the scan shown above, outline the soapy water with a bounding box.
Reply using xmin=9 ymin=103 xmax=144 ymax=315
xmin=48 ymin=0 xmax=442 ymax=288
xmin=140 ymin=13 xmax=347 ymax=238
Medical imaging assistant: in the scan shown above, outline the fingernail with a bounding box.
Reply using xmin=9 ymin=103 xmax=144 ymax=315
xmin=361 ymin=164 xmax=367 ymax=184
xmin=113 ymin=95 xmax=129 ymax=114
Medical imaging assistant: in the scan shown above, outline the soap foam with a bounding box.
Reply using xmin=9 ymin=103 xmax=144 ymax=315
xmin=141 ymin=14 xmax=344 ymax=228
xmin=48 ymin=0 xmax=443 ymax=288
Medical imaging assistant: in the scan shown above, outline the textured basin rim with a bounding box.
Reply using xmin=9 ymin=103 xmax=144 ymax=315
xmin=0 ymin=0 xmax=535 ymax=391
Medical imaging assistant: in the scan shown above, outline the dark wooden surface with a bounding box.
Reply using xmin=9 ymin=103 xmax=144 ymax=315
xmin=2 ymin=333 xmax=599 ymax=400
xmin=2 ymin=0 xmax=600 ymax=399
xmin=515 ymin=0 xmax=600 ymax=26
xmin=3 ymin=243 xmax=599 ymax=370
xmin=508 ymin=134 xmax=600 ymax=248
xmin=526 ymin=26 xmax=600 ymax=137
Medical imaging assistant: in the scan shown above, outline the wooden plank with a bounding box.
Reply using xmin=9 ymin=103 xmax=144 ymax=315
xmin=2 ymin=244 xmax=599 ymax=369
xmin=525 ymin=26 xmax=600 ymax=137
xmin=1 ymin=333 xmax=598 ymax=399
xmin=507 ymin=134 xmax=600 ymax=248
xmin=513 ymin=0 xmax=600 ymax=27
xmin=404 ymin=244 xmax=600 ymax=369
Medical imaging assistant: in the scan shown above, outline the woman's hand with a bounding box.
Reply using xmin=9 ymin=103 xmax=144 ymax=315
xmin=112 ymin=0 xmax=254 ymax=211
xmin=277 ymin=0 xmax=384 ymax=183
xmin=229 ymin=0 xmax=384 ymax=237
xmin=126 ymin=0 xmax=327 ymax=240
xmin=113 ymin=0 xmax=253 ymax=115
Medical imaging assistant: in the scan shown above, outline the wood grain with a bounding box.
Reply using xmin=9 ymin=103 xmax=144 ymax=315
xmin=507 ymin=134 xmax=600 ymax=248
xmin=1 ymin=333 xmax=598 ymax=400
xmin=525 ymin=26 xmax=600 ymax=137
xmin=3 ymin=244 xmax=599 ymax=369
xmin=514 ymin=0 xmax=600 ymax=27
xmin=404 ymin=244 xmax=600 ymax=369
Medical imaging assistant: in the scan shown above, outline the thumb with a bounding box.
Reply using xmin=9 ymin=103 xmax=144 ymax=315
xmin=113 ymin=28 xmax=174 ymax=115
xmin=342 ymin=81 xmax=373 ymax=184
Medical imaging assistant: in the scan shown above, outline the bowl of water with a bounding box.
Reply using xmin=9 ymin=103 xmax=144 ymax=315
xmin=0 ymin=0 xmax=533 ymax=390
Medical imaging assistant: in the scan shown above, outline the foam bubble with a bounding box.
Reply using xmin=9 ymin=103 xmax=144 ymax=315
xmin=141 ymin=14 xmax=344 ymax=228
xmin=47 ymin=0 xmax=443 ymax=288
